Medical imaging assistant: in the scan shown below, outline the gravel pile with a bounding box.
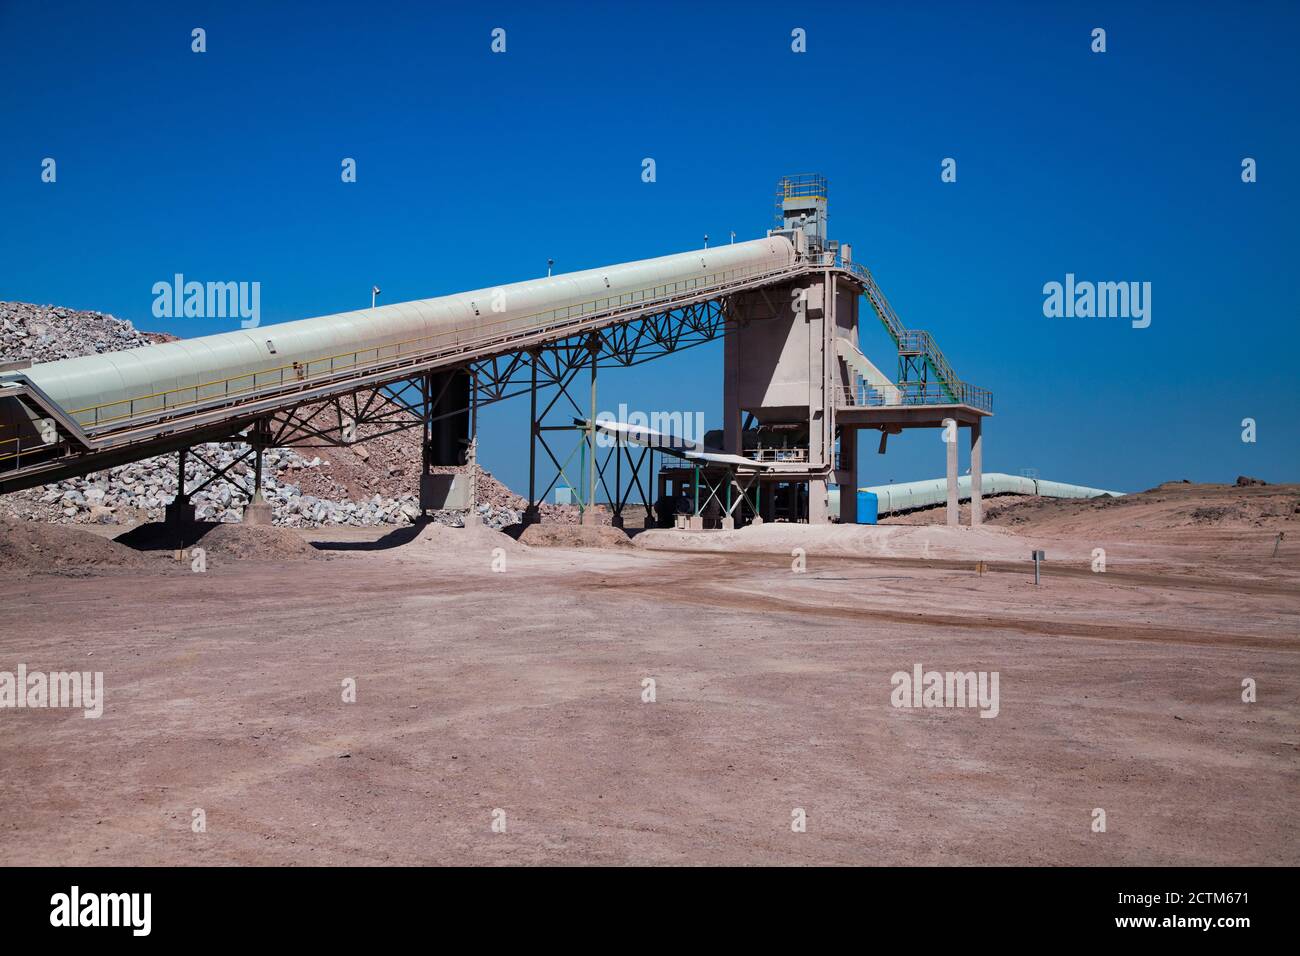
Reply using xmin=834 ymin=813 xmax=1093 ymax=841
xmin=0 ymin=516 xmax=149 ymax=573
xmin=518 ymin=524 xmax=632 ymax=549
xmin=0 ymin=443 xmax=524 ymax=530
xmin=409 ymin=519 xmax=525 ymax=554
xmin=198 ymin=523 xmax=322 ymax=561
xmin=1 ymin=301 xmax=173 ymax=364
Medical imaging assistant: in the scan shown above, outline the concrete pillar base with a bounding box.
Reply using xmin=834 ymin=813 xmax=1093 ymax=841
xmin=464 ymin=511 xmax=482 ymax=528
xmin=643 ymin=515 xmax=657 ymax=529
xmin=580 ymin=509 xmax=601 ymax=527
xmin=750 ymin=515 xmax=763 ymax=526
xmin=610 ymin=514 xmax=624 ymax=528
xmin=522 ymin=505 xmax=540 ymax=525
xmin=242 ymin=501 xmax=274 ymax=526
xmin=165 ymin=496 xmax=195 ymax=526
xmin=721 ymin=516 xmax=735 ymax=530
xmin=808 ymin=478 xmax=829 ymax=524
xmin=687 ymin=516 xmax=704 ymax=531
xmin=839 ymin=428 xmax=859 ymax=524
xmin=944 ymin=418 xmax=960 ymax=527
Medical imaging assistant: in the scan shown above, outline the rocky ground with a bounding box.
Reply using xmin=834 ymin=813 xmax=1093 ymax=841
xmin=0 ymin=301 xmax=581 ymax=531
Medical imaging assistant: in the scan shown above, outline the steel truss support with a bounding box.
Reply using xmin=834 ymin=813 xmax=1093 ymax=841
xmin=163 ymin=418 xmax=273 ymax=523
xmin=682 ymin=466 xmax=762 ymax=527
xmin=897 ymin=352 xmax=929 ymax=389
xmin=156 ymin=295 xmax=735 ymax=524
xmin=264 ymin=380 xmax=435 ymax=449
xmin=526 ymin=333 xmax=602 ymax=521
xmin=514 ymin=297 xmax=733 ymax=524
xmin=591 ymin=434 xmax=655 ymax=528
xmin=184 ymin=445 xmax=258 ymax=500
xmin=472 ymin=297 xmax=732 ymax=406
xmin=251 ymin=296 xmax=730 ymax=453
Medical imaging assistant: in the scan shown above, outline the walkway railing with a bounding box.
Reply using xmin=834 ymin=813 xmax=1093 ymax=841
xmin=748 ymin=447 xmax=809 ymax=463
xmin=836 ymin=260 xmax=971 ymax=405
xmin=839 ymin=382 xmax=992 ymax=412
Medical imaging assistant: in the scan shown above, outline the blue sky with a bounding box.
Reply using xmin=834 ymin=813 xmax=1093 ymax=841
xmin=2 ymin=1 xmax=1297 ymax=495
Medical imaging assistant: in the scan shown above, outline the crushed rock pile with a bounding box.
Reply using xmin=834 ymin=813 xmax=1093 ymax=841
xmin=0 ymin=444 xmax=526 ymax=532
xmin=197 ymin=523 xmax=321 ymax=561
xmin=409 ymin=519 xmax=524 ymax=554
xmin=1 ymin=301 xmax=172 ymax=364
xmin=0 ymin=517 xmax=149 ymax=572
xmin=518 ymin=524 xmax=633 ymax=549
xmin=0 ymin=442 xmax=430 ymax=528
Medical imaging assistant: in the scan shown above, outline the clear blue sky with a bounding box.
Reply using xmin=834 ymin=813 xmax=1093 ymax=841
xmin=2 ymin=1 xmax=1296 ymax=494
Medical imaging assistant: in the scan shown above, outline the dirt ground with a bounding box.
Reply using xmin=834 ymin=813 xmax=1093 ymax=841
xmin=1 ymin=483 xmax=1297 ymax=865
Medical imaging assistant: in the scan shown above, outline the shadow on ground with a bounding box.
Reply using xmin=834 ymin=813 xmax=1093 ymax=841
xmin=308 ymin=522 xmax=428 ymax=551
xmin=115 ymin=520 xmax=222 ymax=550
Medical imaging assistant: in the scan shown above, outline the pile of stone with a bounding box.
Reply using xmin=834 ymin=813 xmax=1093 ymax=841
xmin=1 ymin=301 xmax=173 ymax=365
xmin=0 ymin=442 xmax=523 ymax=530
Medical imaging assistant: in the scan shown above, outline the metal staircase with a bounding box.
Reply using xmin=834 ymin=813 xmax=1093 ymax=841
xmin=848 ymin=262 xmax=969 ymax=405
xmin=834 ymin=337 xmax=900 ymax=406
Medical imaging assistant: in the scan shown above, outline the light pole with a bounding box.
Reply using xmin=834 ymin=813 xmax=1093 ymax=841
xmin=730 ymin=230 xmax=736 ymax=244
xmin=371 ymin=285 xmax=381 ymax=308
xmin=547 ymin=258 xmax=553 ymax=278
xmin=703 ymin=234 xmax=709 ymax=248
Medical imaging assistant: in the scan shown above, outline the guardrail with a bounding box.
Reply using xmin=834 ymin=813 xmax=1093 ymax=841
xmin=840 ymin=261 xmax=907 ymax=343
xmin=0 ymin=432 xmax=23 ymax=466
xmin=840 ymin=382 xmax=992 ymax=413
xmin=777 ymin=174 xmax=828 ymax=202
xmin=749 ymin=447 xmax=809 ymax=463
xmin=834 ymin=260 xmax=974 ymax=405
xmin=896 ymin=329 xmax=955 ymax=375
xmin=0 ymin=432 xmax=63 ymax=468
xmin=62 ymin=256 xmax=811 ymax=433
xmin=659 ymin=447 xmax=809 ymax=469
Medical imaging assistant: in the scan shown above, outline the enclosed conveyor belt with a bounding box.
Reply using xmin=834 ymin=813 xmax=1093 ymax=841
xmin=860 ymin=474 xmax=1124 ymax=514
xmin=26 ymin=236 xmax=796 ymax=428
xmin=1 ymin=236 xmax=805 ymax=491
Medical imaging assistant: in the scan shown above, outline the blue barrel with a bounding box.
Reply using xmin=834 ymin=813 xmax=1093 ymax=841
xmin=856 ymin=490 xmax=879 ymax=525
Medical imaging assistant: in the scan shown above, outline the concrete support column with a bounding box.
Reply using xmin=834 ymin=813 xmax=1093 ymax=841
xmin=839 ymin=427 xmax=858 ymax=523
xmin=723 ymin=319 xmax=741 ymax=455
xmin=808 ymin=477 xmax=829 ymax=524
xmin=242 ymin=443 xmax=273 ymax=525
xmin=944 ymin=417 xmax=959 ymax=527
xmin=970 ymin=418 xmax=983 ymax=527
xmin=721 ymin=469 xmax=736 ymax=530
